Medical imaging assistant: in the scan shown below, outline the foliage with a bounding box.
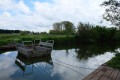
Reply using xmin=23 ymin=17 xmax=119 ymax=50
xmin=101 ymin=0 xmax=120 ymax=28
xmin=20 ymin=31 xmax=31 ymax=35
xmin=61 ymin=21 xmax=75 ymax=34
xmin=77 ymin=22 xmax=119 ymax=43
xmin=107 ymin=53 xmax=120 ymax=69
xmin=40 ymin=32 xmax=48 ymax=35
xmin=53 ymin=22 xmax=61 ymax=31
xmin=49 ymin=21 xmax=75 ymax=35
xmin=77 ymin=22 xmax=94 ymax=43
xmin=114 ymin=30 xmax=120 ymax=40
xmin=49 ymin=30 xmax=66 ymax=35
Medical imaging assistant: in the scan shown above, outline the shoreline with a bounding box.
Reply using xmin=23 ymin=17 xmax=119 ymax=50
xmin=82 ymin=60 xmax=120 ymax=80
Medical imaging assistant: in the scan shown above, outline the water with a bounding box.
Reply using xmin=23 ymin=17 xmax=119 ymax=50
xmin=0 ymin=44 xmax=119 ymax=80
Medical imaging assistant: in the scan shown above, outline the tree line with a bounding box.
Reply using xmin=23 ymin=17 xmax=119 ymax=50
xmin=49 ymin=21 xmax=120 ymax=43
xmin=0 ymin=29 xmax=48 ymax=35
xmin=0 ymin=29 xmax=20 ymax=34
xmin=77 ymin=22 xmax=120 ymax=43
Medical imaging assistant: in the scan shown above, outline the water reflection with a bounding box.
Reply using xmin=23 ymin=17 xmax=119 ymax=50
xmin=0 ymin=51 xmax=18 ymax=80
xmin=75 ymin=44 xmax=117 ymax=61
xmin=14 ymin=54 xmax=53 ymax=76
xmin=0 ymin=44 xmax=119 ymax=80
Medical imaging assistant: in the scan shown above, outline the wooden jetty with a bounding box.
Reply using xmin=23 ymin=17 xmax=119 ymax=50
xmin=16 ymin=40 xmax=54 ymax=58
xmin=0 ymin=43 xmax=16 ymax=50
xmin=0 ymin=39 xmax=22 ymax=50
xmin=82 ymin=62 xmax=120 ymax=80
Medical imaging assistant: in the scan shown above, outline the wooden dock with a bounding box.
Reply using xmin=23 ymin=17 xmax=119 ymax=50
xmin=0 ymin=45 xmax=16 ymax=50
xmin=16 ymin=40 xmax=54 ymax=58
xmin=83 ymin=64 xmax=120 ymax=80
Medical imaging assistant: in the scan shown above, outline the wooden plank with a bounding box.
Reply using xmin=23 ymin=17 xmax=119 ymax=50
xmin=82 ymin=66 xmax=104 ymax=80
xmin=90 ymin=66 xmax=108 ymax=80
xmin=99 ymin=67 xmax=113 ymax=80
xmin=116 ymin=71 xmax=120 ymax=80
xmin=107 ymin=68 xmax=119 ymax=80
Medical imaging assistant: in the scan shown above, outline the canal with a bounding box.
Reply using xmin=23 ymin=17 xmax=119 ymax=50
xmin=0 ymin=44 xmax=119 ymax=80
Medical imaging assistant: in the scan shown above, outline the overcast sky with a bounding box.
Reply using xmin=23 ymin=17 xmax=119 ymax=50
xmin=0 ymin=0 xmax=110 ymax=32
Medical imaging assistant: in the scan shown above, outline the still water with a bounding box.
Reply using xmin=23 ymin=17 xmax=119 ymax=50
xmin=0 ymin=44 xmax=119 ymax=80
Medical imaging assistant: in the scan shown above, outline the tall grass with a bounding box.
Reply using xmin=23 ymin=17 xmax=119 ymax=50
xmin=0 ymin=34 xmax=76 ymax=46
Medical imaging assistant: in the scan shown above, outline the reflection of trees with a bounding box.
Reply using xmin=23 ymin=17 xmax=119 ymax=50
xmin=54 ymin=44 xmax=120 ymax=61
xmin=75 ymin=44 xmax=119 ymax=61
xmin=65 ymin=49 xmax=69 ymax=56
xmin=54 ymin=45 xmax=78 ymax=50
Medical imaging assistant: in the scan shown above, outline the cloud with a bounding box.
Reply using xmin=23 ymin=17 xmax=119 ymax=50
xmin=0 ymin=0 xmax=110 ymax=32
xmin=0 ymin=0 xmax=31 ymax=14
xmin=0 ymin=0 xmax=13 ymax=10
xmin=15 ymin=0 xmax=31 ymax=14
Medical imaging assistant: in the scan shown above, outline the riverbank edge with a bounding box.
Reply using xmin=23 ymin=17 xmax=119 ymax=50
xmin=107 ymin=52 xmax=120 ymax=69
xmin=82 ymin=60 xmax=120 ymax=80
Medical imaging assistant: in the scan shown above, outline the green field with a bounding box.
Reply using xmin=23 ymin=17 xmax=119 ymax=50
xmin=0 ymin=34 xmax=76 ymax=46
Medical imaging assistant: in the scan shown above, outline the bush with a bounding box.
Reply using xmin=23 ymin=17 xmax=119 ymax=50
xmin=77 ymin=22 xmax=119 ymax=44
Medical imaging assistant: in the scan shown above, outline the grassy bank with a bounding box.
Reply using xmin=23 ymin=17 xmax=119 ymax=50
xmin=107 ymin=53 xmax=120 ymax=69
xmin=0 ymin=34 xmax=76 ymax=46
xmin=0 ymin=33 xmax=120 ymax=46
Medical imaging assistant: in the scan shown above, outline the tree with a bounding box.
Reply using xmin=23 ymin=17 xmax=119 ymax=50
xmin=61 ymin=21 xmax=75 ymax=34
xmin=50 ymin=21 xmax=75 ymax=35
xmin=77 ymin=22 xmax=93 ymax=43
xmin=101 ymin=0 xmax=120 ymax=29
xmin=53 ymin=22 xmax=61 ymax=31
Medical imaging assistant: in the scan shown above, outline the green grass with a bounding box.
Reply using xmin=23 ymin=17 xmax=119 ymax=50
xmin=0 ymin=34 xmax=76 ymax=46
xmin=107 ymin=53 xmax=120 ymax=69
